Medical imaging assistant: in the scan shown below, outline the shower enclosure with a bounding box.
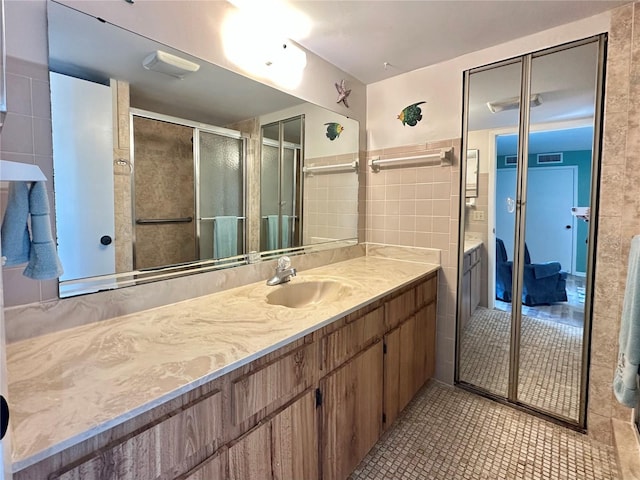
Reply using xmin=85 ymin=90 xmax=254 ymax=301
xmin=260 ymin=116 xmax=304 ymax=251
xmin=131 ymin=110 xmax=245 ymax=270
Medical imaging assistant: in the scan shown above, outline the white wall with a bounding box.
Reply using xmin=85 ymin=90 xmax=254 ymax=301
xmin=366 ymin=12 xmax=610 ymax=149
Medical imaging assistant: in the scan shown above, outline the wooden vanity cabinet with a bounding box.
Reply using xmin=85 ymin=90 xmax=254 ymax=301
xmin=17 ymin=271 xmax=438 ymax=480
xmin=460 ymin=244 xmax=482 ymax=331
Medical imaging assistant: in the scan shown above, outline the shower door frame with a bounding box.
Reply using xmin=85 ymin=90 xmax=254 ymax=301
xmin=129 ymin=108 xmax=247 ymax=267
xmin=260 ymin=115 xmax=305 ymax=251
xmin=454 ymin=35 xmax=607 ymax=430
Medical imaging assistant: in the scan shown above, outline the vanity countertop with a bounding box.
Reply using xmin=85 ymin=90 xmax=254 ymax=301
xmin=464 ymin=239 xmax=483 ymax=254
xmin=6 ymin=255 xmax=439 ymax=471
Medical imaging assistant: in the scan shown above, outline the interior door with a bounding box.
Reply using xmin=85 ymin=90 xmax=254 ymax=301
xmin=524 ymin=167 xmax=576 ymax=273
xmin=497 ymin=166 xmax=576 ymax=274
xmin=50 ymin=72 xmax=115 ymax=280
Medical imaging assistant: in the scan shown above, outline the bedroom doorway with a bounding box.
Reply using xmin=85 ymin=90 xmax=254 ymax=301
xmin=455 ymin=36 xmax=605 ymax=428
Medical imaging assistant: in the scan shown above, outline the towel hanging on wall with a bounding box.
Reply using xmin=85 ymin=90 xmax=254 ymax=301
xmin=213 ymin=216 xmax=238 ymax=259
xmin=280 ymin=215 xmax=291 ymax=249
xmin=614 ymin=235 xmax=640 ymax=407
xmin=267 ymin=215 xmax=279 ymax=250
xmin=1 ymin=181 xmax=31 ymax=266
xmin=23 ymin=182 xmax=64 ymax=280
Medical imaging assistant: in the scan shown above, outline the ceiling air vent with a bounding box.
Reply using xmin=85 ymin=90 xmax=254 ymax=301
xmin=537 ymin=153 xmax=563 ymax=164
xmin=504 ymin=155 xmax=517 ymax=166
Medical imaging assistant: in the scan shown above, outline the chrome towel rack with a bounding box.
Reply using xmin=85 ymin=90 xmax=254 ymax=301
xmin=199 ymin=216 xmax=246 ymax=221
xmin=303 ymin=160 xmax=358 ymax=175
xmin=369 ymin=147 xmax=453 ymax=172
xmin=136 ymin=217 xmax=193 ymax=225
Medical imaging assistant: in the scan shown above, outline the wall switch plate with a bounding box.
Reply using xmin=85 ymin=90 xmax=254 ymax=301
xmin=472 ymin=210 xmax=485 ymax=221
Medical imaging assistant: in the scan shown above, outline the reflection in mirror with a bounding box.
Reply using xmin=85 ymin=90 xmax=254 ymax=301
xmin=465 ymin=149 xmax=479 ymax=198
xmin=47 ymin=1 xmax=359 ymax=298
xmin=260 ymin=116 xmax=304 ymax=251
xmin=457 ymin=38 xmax=604 ymax=426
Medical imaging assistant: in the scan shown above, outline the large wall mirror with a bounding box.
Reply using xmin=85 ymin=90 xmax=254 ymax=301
xmin=47 ymin=1 xmax=359 ymax=297
xmin=456 ymin=37 xmax=605 ymax=427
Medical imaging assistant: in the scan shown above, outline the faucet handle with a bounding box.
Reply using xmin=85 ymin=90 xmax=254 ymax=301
xmin=277 ymin=256 xmax=291 ymax=271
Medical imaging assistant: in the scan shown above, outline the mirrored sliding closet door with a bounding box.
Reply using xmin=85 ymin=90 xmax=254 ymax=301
xmin=456 ymin=35 xmax=606 ymax=428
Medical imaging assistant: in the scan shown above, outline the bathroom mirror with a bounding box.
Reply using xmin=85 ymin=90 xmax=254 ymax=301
xmin=47 ymin=1 xmax=359 ymax=297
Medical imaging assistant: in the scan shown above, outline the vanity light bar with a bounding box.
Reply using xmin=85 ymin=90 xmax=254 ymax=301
xmin=302 ymin=160 xmax=358 ymax=174
xmin=369 ymin=147 xmax=453 ymax=172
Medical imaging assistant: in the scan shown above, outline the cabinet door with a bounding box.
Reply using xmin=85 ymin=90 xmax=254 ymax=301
xmin=415 ymin=303 xmax=436 ymax=385
xmin=228 ymin=421 xmax=272 ymax=480
xmin=461 ymin=268 xmax=471 ymax=331
xmin=383 ymin=304 xmax=436 ymax=429
xmin=183 ymin=448 xmax=226 ymax=480
xmin=271 ymin=390 xmax=318 ymax=480
xmin=471 ymin=259 xmax=481 ymax=313
xmin=228 ymin=390 xmax=318 ymax=480
xmin=321 ymin=342 xmax=383 ymax=480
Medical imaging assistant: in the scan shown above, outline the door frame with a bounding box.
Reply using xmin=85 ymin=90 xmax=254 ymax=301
xmin=487 ymin=119 xmax=591 ymax=303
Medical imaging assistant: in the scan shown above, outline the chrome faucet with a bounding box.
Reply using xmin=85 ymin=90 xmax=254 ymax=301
xmin=266 ymin=256 xmax=297 ymax=286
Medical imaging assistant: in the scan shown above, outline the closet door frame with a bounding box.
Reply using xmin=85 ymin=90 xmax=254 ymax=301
xmin=455 ymin=34 xmax=607 ymax=430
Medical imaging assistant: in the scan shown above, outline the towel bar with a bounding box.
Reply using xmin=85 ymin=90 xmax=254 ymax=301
xmin=303 ymin=160 xmax=358 ymax=174
xmin=369 ymin=147 xmax=453 ymax=172
xmin=136 ymin=217 xmax=193 ymax=225
xmin=199 ymin=216 xmax=246 ymax=221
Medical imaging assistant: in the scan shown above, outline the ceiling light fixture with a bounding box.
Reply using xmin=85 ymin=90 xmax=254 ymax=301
xmin=142 ymin=50 xmax=200 ymax=79
xmin=487 ymin=93 xmax=543 ymax=113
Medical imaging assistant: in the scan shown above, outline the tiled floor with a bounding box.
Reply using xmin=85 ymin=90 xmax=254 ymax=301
xmin=459 ymin=307 xmax=582 ymax=419
xmin=351 ymin=381 xmax=619 ymax=480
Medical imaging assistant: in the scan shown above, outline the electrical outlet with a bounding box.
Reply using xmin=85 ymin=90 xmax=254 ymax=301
xmin=472 ymin=210 xmax=485 ymax=221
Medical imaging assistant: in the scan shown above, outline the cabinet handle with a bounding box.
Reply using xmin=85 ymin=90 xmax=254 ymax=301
xmin=0 ymin=395 xmax=9 ymax=440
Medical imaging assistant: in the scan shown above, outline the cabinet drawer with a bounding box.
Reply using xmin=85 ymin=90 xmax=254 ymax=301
xmin=385 ymin=288 xmax=416 ymax=330
xmin=325 ymin=306 xmax=384 ymax=372
xmin=54 ymin=390 xmax=223 ymax=480
xmin=416 ymin=274 xmax=437 ymax=308
xmin=232 ymin=344 xmax=316 ymax=425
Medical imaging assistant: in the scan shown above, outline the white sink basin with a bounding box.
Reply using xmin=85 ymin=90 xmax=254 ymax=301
xmin=266 ymin=279 xmax=352 ymax=308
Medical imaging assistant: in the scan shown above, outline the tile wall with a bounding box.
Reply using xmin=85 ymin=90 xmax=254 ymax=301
xmin=588 ymin=2 xmax=640 ymax=444
xmin=303 ymin=152 xmax=360 ymax=244
xmin=365 ymin=138 xmax=461 ymax=381
xmin=1 ymin=56 xmax=57 ymax=307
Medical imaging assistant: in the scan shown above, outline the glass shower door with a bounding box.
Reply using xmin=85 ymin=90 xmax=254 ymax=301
xmin=197 ymin=130 xmax=245 ymax=260
xmin=260 ymin=116 xmax=303 ymax=251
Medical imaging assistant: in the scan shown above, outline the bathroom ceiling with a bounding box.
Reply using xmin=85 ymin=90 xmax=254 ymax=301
xmin=292 ymin=0 xmax=627 ymax=84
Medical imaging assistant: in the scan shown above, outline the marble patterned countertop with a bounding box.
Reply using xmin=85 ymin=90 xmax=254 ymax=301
xmin=6 ymin=255 xmax=438 ymax=471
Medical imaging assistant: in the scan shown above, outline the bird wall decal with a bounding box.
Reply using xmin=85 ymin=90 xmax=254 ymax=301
xmin=335 ymin=79 xmax=351 ymax=108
